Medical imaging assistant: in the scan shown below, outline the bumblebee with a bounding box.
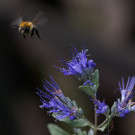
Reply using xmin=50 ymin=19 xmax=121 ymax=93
xmin=18 ymin=21 xmax=40 ymax=39
xmin=12 ymin=12 xmax=46 ymax=39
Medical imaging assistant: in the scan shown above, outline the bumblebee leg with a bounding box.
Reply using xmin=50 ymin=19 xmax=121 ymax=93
xmin=30 ymin=28 xmax=34 ymax=39
xmin=23 ymin=34 xmax=25 ymax=39
xmin=35 ymin=28 xmax=40 ymax=39
xmin=26 ymin=27 xmax=29 ymax=36
xmin=24 ymin=27 xmax=29 ymax=37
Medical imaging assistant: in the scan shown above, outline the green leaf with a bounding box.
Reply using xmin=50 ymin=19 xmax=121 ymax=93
xmin=73 ymin=128 xmax=87 ymax=135
xmin=47 ymin=123 xmax=70 ymax=135
xmin=97 ymin=115 xmax=113 ymax=132
xmin=79 ymin=85 xmax=95 ymax=96
xmin=59 ymin=117 xmax=94 ymax=128
xmin=73 ymin=128 xmax=83 ymax=135
xmin=97 ymin=122 xmax=108 ymax=132
xmin=111 ymin=101 xmax=117 ymax=114
xmin=92 ymin=69 xmax=99 ymax=91
xmin=82 ymin=131 xmax=87 ymax=135
xmin=104 ymin=106 xmax=110 ymax=117
xmin=88 ymin=128 xmax=94 ymax=135
xmin=79 ymin=69 xmax=99 ymax=96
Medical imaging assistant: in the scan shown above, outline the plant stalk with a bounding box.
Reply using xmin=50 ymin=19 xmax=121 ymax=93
xmin=94 ymin=105 xmax=97 ymax=135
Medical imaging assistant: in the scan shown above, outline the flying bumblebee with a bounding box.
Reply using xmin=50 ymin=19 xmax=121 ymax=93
xmin=12 ymin=11 xmax=46 ymax=39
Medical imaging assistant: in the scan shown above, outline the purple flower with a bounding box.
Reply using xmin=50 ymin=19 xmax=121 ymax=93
xmin=55 ymin=46 xmax=96 ymax=81
xmin=117 ymin=76 xmax=135 ymax=117
xmin=83 ymin=80 xmax=94 ymax=86
xmin=36 ymin=76 xmax=81 ymax=120
xmin=92 ymin=97 xmax=108 ymax=116
xmin=117 ymin=102 xmax=129 ymax=117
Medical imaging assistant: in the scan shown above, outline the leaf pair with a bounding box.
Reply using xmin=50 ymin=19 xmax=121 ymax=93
xmin=48 ymin=124 xmax=94 ymax=135
xmin=79 ymin=69 xmax=99 ymax=96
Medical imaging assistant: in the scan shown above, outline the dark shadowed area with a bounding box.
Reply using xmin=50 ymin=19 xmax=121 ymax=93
xmin=0 ymin=0 xmax=135 ymax=135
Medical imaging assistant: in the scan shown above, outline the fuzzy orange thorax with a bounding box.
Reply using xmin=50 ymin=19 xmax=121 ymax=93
xmin=19 ymin=21 xmax=32 ymax=27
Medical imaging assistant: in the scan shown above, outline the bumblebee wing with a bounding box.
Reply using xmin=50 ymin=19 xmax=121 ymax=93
xmin=11 ymin=15 xmax=23 ymax=28
xmin=32 ymin=11 xmax=47 ymax=26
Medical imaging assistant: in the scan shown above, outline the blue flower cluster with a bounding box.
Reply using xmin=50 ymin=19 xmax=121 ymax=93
xmin=37 ymin=76 xmax=82 ymax=120
xmin=95 ymin=101 xmax=108 ymax=116
xmin=91 ymin=97 xmax=108 ymax=116
xmin=56 ymin=46 xmax=96 ymax=81
xmin=116 ymin=76 xmax=135 ymax=117
xmin=36 ymin=44 xmax=135 ymax=134
xmin=56 ymin=46 xmax=109 ymax=116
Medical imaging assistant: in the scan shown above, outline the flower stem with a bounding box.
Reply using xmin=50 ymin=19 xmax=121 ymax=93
xmin=94 ymin=105 xmax=97 ymax=135
xmin=97 ymin=118 xmax=108 ymax=128
xmin=97 ymin=115 xmax=114 ymax=131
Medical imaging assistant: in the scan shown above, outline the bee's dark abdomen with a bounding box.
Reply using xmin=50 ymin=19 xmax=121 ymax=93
xmin=30 ymin=27 xmax=40 ymax=39
xmin=19 ymin=25 xmax=40 ymax=39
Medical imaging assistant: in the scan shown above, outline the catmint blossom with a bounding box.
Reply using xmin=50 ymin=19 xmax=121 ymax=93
xmin=36 ymin=75 xmax=82 ymax=120
xmin=55 ymin=46 xmax=96 ymax=81
xmin=116 ymin=76 xmax=135 ymax=117
xmin=83 ymin=80 xmax=94 ymax=86
xmin=92 ymin=98 xmax=109 ymax=116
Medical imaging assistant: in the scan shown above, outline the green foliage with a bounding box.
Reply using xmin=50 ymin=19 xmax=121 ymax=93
xmin=73 ymin=128 xmax=87 ymax=135
xmin=79 ymin=85 xmax=95 ymax=96
xmin=97 ymin=115 xmax=113 ymax=132
xmin=111 ymin=102 xmax=118 ymax=116
xmin=97 ymin=122 xmax=108 ymax=132
xmin=47 ymin=124 xmax=70 ymax=135
xmin=59 ymin=117 xmax=94 ymax=128
xmin=92 ymin=69 xmax=99 ymax=92
xmin=79 ymin=69 xmax=99 ymax=96
xmin=88 ymin=129 xmax=94 ymax=135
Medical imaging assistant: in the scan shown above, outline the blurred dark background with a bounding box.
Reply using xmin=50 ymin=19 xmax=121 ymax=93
xmin=0 ymin=0 xmax=135 ymax=135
